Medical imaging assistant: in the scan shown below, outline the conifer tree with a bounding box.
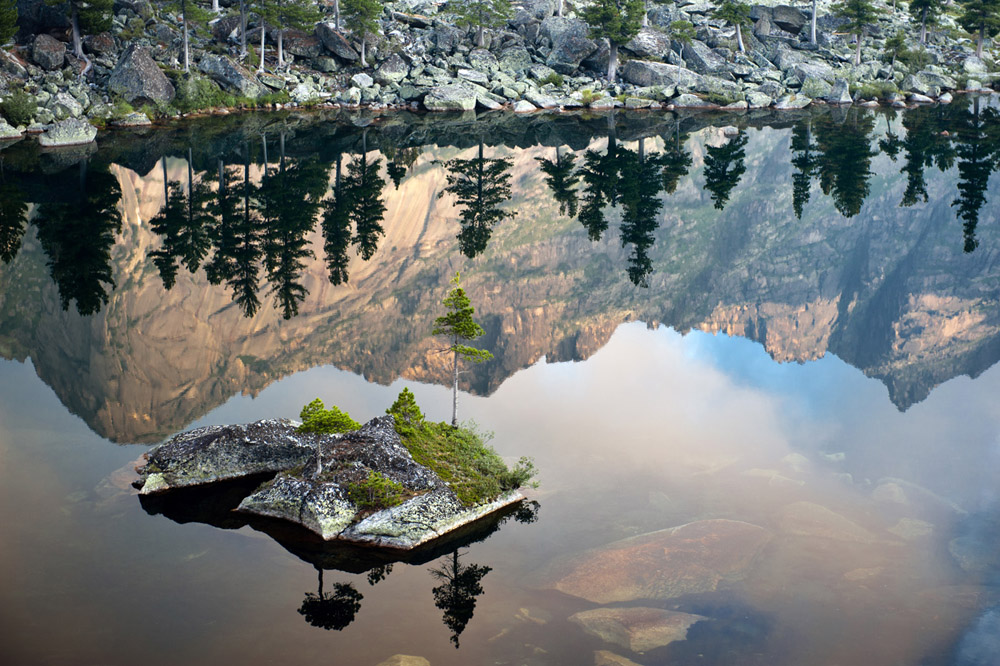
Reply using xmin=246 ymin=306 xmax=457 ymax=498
xmin=322 ymin=154 xmax=352 ymax=285
xmin=951 ymin=97 xmax=998 ymax=252
xmin=342 ymin=0 xmax=380 ymax=67
xmin=450 ymin=0 xmax=512 ymax=47
xmin=617 ymin=142 xmax=664 ymax=287
xmin=712 ymin=0 xmax=752 ymax=53
xmin=341 ymin=137 xmax=387 ymax=260
xmin=703 ymin=132 xmax=748 ymax=210
xmin=957 ymin=0 xmax=1000 ymax=58
xmin=581 ymin=0 xmax=644 ymax=80
xmin=166 ymin=0 xmax=211 ymax=72
xmin=0 ymin=0 xmax=17 ymax=46
xmin=260 ymin=0 xmax=322 ymax=69
xmin=670 ymin=20 xmax=695 ymax=69
xmin=431 ymin=550 xmax=492 ymax=648
xmin=789 ymin=121 xmax=817 ymax=220
xmin=536 ymin=147 xmax=580 ymax=219
xmin=433 ymin=272 xmax=493 ymax=426
xmin=814 ymin=111 xmax=877 ymax=218
xmin=909 ymin=0 xmax=943 ymax=44
xmin=0 ymin=181 xmax=26 ymax=263
xmin=833 ymin=0 xmax=883 ymax=65
xmin=440 ymin=141 xmax=515 ymax=258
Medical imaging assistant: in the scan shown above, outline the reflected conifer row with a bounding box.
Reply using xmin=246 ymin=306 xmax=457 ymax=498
xmin=0 ymin=178 xmax=27 ymax=265
xmin=430 ymin=549 xmax=492 ymax=649
xmin=438 ymin=140 xmax=515 ymax=259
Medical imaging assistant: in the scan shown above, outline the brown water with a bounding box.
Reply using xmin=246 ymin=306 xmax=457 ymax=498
xmin=1 ymin=105 xmax=999 ymax=665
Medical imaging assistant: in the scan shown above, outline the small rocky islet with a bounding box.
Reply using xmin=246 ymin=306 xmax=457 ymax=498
xmin=133 ymin=398 xmax=534 ymax=549
xmin=1 ymin=0 xmax=996 ymax=147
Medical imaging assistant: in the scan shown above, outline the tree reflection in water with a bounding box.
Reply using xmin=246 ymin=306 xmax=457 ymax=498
xmin=430 ymin=549 xmax=492 ymax=648
xmin=298 ymin=566 xmax=364 ymax=631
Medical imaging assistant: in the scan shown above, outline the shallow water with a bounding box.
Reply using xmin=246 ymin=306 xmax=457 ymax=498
xmin=1 ymin=103 xmax=1000 ymax=665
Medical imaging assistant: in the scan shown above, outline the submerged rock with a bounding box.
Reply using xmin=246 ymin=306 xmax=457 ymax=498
xmin=777 ymin=501 xmax=878 ymax=543
xmin=38 ymin=118 xmax=97 ymax=147
xmin=570 ymin=607 xmax=705 ymax=652
xmin=550 ymin=519 xmax=771 ymax=603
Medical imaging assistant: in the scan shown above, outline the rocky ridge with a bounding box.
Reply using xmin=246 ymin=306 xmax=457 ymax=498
xmin=0 ymin=0 xmax=997 ymax=144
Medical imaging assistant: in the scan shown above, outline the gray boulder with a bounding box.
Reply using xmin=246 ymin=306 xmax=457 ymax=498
xmin=621 ymin=59 xmax=700 ymax=88
xmin=672 ymin=93 xmax=716 ymax=108
xmin=901 ymin=70 xmax=957 ymax=96
xmin=0 ymin=119 xmax=22 ymax=139
xmin=774 ymin=94 xmax=812 ymax=109
xmin=83 ymin=32 xmax=116 ymax=56
xmin=468 ymin=48 xmax=499 ymax=75
xmin=423 ymin=84 xmax=477 ymax=111
xmin=284 ymin=30 xmax=322 ymax=58
xmin=351 ymin=72 xmax=374 ymax=88
xmin=32 ymin=34 xmax=66 ymax=71
xmin=38 ymin=118 xmax=97 ymax=147
xmin=198 ymin=54 xmax=263 ymax=99
xmin=431 ymin=24 xmax=463 ymax=55
xmin=49 ymin=92 xmax=84 ymax=120
xmin=375 ymin=54 xmax=409 ymax=84
xmin=826 ymin=78 xmax=852 ymax=104
xmin=108 ymin=44 xmax=176 ymax=105
xmin=682 ymin=39 xmax=728 ymax=76
xmin=793 ymin=60 xmax=836 ymax=83
xmin=540 ymin=17 xmax=597 ymax=74
xmin=498 ymin=46 xmax=532 ymax=72
xmin=315 ymin=23 xmax=359 ymax=61
xmin=624 ymin=27 xmax=673 ymax=59
xmin=513 ymin=99 xmax=537 ymax=112
xmin=135 ymin=420 xmax=315 ymax=494
xmin=772 ymin=5 xmax=807 ymax=34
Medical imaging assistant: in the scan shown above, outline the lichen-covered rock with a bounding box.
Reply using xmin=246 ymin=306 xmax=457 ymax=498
xmin=772 ymin=4 xmax=807 ymax=34
xmin=108 ymin=44 xmax=176 ymax=105
xmin=135 ymin=419 xmax=314 ymax=494
xmin=624 ymin=27 xmax=672 ymax=60
xmin=569 ymin=607 xmax=705 ymax=652
xmin=238 ymin=475 xmax=358 ymax=539
xmin=0 ymin=119 xmax=22 ymax=140
xmin=340 ymin=487 xmax=524 ymax=549
xmin=38 ymin=118 xmax=97 ymax=147
xmin=197 ymin=54 xmax=263 ymax=99
xmin=375 ymin=54 xmax=409 ymax=84
xmin=32 ymin=34 xmax=65 ymax=71
xmin=549 ymin=519 xmax=771 ymax=603
xmin=540 ymin=17 xmax=597 ymax=75
xmin=424 ymin=84 xmax=477 ymax=111
xmin=316 ymin=23 xmax=360 ymax=61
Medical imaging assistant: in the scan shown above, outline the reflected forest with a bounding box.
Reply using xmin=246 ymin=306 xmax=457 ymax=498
xmin=1 ymin=97 xmax=998 ymax=317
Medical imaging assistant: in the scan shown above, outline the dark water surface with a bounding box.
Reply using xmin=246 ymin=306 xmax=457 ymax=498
xmin=1 ymin=101 xmax=1000 ymax=666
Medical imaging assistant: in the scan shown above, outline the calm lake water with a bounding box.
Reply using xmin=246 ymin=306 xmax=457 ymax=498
xmin=1 ymin=100 xmax=1000 ymax=666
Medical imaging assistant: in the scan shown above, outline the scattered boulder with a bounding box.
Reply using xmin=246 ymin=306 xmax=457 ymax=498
xmin=468 ymin=48 xmax=499 ymax=75
xmin=351 ymin=72 xmax=374 ymax=88
xmin=423 ymin=84 xmax=477 ymax=111
xmin=316 ymin=23 xmax=360 ymax=61
xmin=284 ymin=30 xmax=323 ymax=59
xmin=513 ymin=99 xmax=537 ymax=112
xmin=197 ymin=54 xmax=263 ymax=99
xmin=569 ymin=607 xmax=705 ymax=652
xmin=32 ymin=34 xmax=66 ymax=71
xmin=108 ymin=44 xmax=176 ymax=105
xmin=38 ymin=118 xmax=97 ymax=147
xmin=83 ymin=32 xmax=116 ymax=56
xmin=772 ymin=5 xmax=807 ymax=34
xmin=681 ymin=39 xmax=728 ymax=76
xmin=826 ymin=78 xmax=852 ymax=105
xmin=540 ymin=17 xmax=598 ymax=75
xmin=549 ymin=519 xmax=771 ymax=603
xmin=111 ymin=111 xmax=152 ymax=127
xmin=374 ymin=657 xmax=432 ymax=666
xmin=498 ymin=46 xmax=532 ymax=72
xmin=624 ymin=27 xmax=673 ymax=60
xmin=594 ymin=651 xmax=645 ymax=666
xmin=773 ymin=94 xmax=812 ymax=109
xmin=777 ymin=501 xmax=878 ymax=542
xmin=212 ymin=15 xmax=242 ymax=43
xmin=0 ymin=119 xmax=23 ymax=139
xmin=375 ymin=54 xmax=409 ymax=84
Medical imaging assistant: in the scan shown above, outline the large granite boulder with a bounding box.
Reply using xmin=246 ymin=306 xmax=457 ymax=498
xmin=108 ymin=44 xmax=176 ymax=105
xmin=539 ymin=17 xmax=597 ymax=74
xmin=0 ymin=119 xmax=23 ymax=139
xmin=901 ymin=70 xmax=958 ymax=96
xmin=375 ymin=54 xmax=409 ymax=84
xmin=681 ymin=39 xmax=728 ymax=76
xmin=83 ymin=31 xmax=116 ymax=56
xmin=197 ymin=54 xmax=263 ymax=98
xmin=549 ymin=519 xmax=771 ymax=603
xmin=624 ymin=26 xmax=673 ymax=59
xmin=316 ymin=23 xmax=359 ymax=61
xmin=621 ymin=60 xmax=700 ymax=88
xmin=32 ymin=34 xmax=66 ymax=71
xmin=569 ymin=607 xmax=705 ymax=652
xmin=37 ymin=118 xmax=97 ymax=147
xmin=283 ymin=30 xmax=322 ymax=58
xmin=772 ymin=5 xmax=807 ymax=34
xmin=777 ymin=501 xmax=879 ymax=542
xmin=498 ymin=46 xmax=532 ymax=72
xmin=423 ymin=84 xmax=477 ymax=111
xmin=135 ymin=419 xmax=315 ymax=494
xmin=468 ymin=48 xmax=499 ymax=75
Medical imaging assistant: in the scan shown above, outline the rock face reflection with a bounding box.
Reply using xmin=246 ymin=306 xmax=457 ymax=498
xmin=0 ymin=104 xmax=998 ymax=442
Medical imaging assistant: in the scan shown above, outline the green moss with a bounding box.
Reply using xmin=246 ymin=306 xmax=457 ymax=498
xmin=297 ymin=398 xmax=361 ymax=434
xmin=850 ymin=80 xmax=898 ymax=100
xmin=393 ymin=407 xmax=536 ymax=507
xmin=168 ymin=72 xmax=292 ymax=114
xmin=539 ymin=71 xmax=564 ymax=87
xmin=347 ymin=469 xmax=404 ymax=509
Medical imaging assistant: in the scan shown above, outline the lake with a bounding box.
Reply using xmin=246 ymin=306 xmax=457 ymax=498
xmin=1 ymin=99 xmax=999 ymax=666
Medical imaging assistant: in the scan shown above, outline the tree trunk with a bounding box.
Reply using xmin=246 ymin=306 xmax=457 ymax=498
xmin=451 ymin=334 xmax=459 ymax=426
xmin=70 ymin=8 xmax=92 ymax=78
xmin=182 ymin=7 xmax=190 ymax=73
xmin=239 ymin=0 xmax=247 ymax=61
xmin=854 ymin=32 xmax=862 ymax=66
xmin=258 ymin=25 xmax=266 ymax=73
xmin=335 ymin=0 xmax=340 ymax=31
xmin=212 ymin=0 xmax=219 ymax=12
xmin=977 ymin=25 xmax=984 ymax=59
xmin=278 ymin=28 xmax=284 ymax=68
xmin=735 ymin=23 xmax=745 ymax=54
xmin=642 ymin=0 xmax=649 ymax=26
xmin=920 ymin=8 xmax=927 ymax=44
xmin=187 ymin=148 xmax=194 ymax=223
xmin=810 ymin=0 xmax=817 ymax=44
xmin=556 ymin=0 xmax=563 ymax=17
xmin=161 ymin=156 xmax=168 ymax=203
xmin=360 ymin=37 xmax=367 ymax=68
xmin=607 ymin=42 xmax=619 ymax=81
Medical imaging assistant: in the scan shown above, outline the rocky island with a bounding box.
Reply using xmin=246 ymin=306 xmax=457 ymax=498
xmin=133 ymin=390 xmax=536 ymax=549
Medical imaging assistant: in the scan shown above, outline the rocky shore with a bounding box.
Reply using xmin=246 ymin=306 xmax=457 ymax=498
xmin=0 ymin=0 xmax=996 ymax=145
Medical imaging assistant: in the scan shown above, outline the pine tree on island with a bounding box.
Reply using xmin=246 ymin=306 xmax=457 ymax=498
xmin=450 ymin=0 xmax=512 ymax=48
xmin=581 ymin=0 xmax=644 ymax=81
xmin=712 ymin=0 xmax=752 ymax=54
xmin=433 ymin=272 xmax=493 ymax=427
xmin=833 ymin=0 xmax=883 ymax=66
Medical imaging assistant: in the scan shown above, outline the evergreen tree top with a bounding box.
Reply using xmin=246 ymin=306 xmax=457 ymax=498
xmin=832 ymin=0 xmax=883 ymax=33
xmin=713 ymin=0 xmax=752 ymax=27
xmin=581 ymin=0 xmax=644 ymax=46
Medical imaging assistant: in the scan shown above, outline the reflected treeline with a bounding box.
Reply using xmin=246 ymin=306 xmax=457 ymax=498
xmin=3 ymin=100 xmax=1000 ymax=318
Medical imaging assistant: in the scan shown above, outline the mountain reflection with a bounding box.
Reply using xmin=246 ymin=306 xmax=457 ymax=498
xmin=1 ymin=105 xmax=1000 ymax=441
